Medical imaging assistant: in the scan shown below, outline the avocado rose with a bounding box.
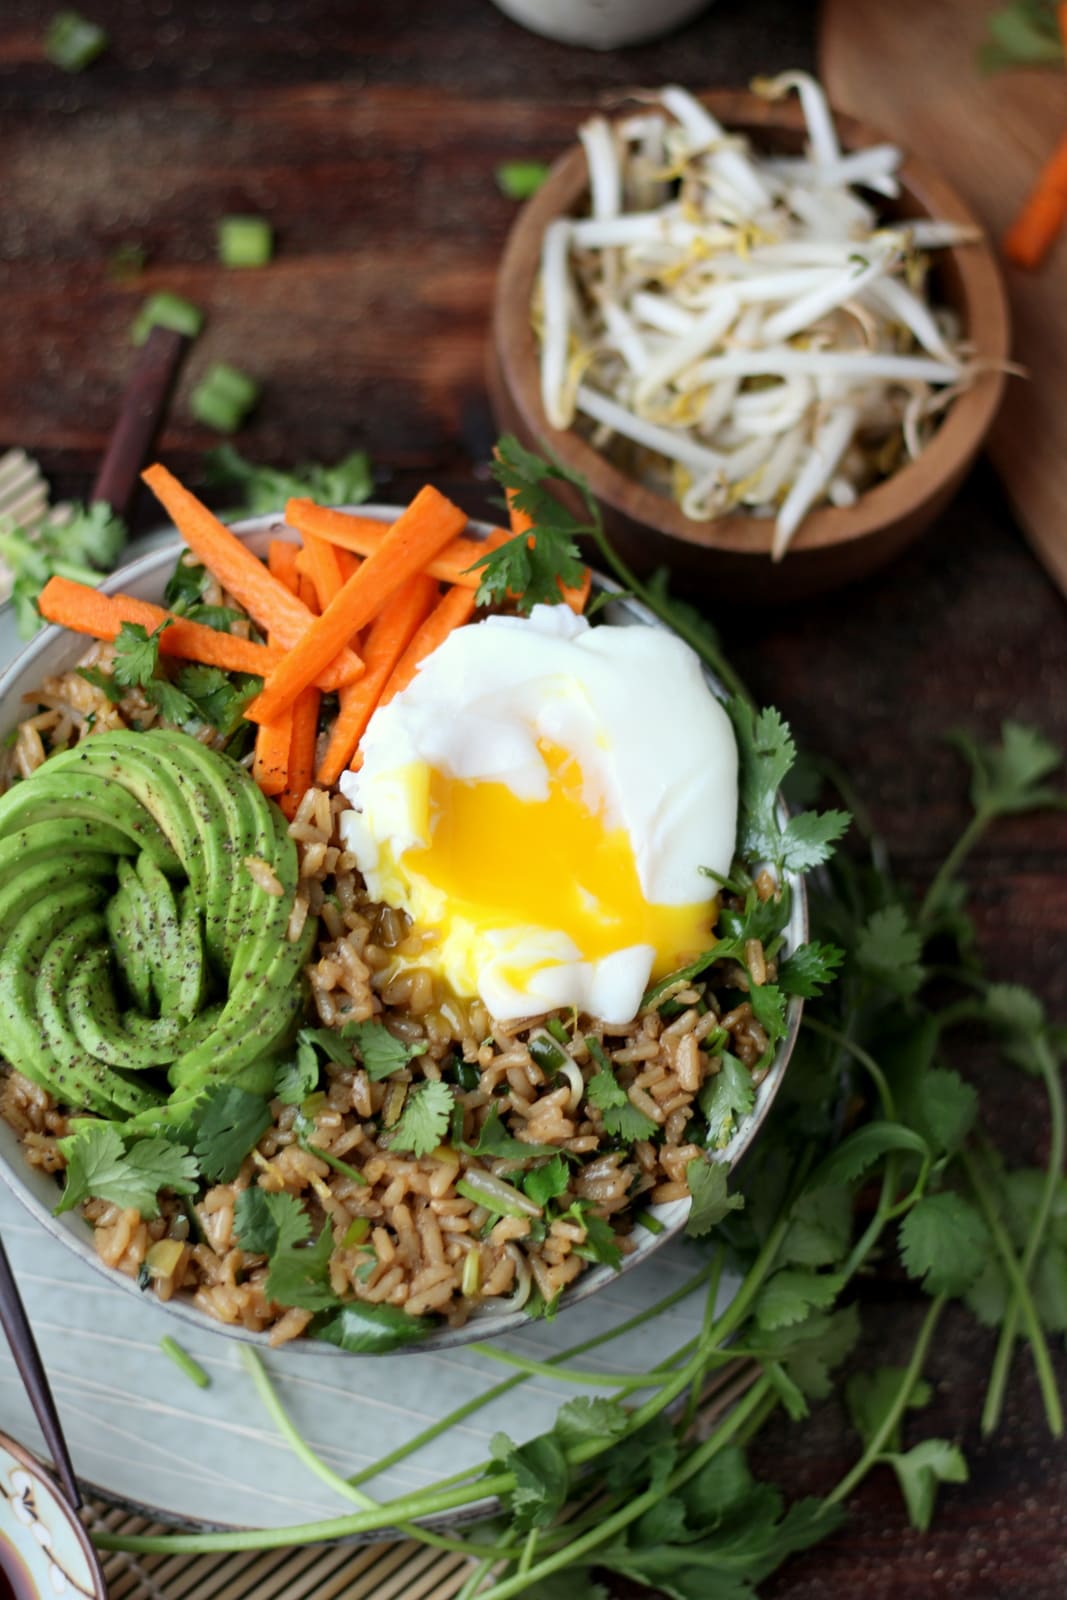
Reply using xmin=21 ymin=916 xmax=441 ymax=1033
xmin=0 ymin=729 xmax=317 ymax=1122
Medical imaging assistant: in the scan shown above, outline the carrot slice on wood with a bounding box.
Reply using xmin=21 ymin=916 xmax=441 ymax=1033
xmin=141 ymin=464 xmax=362 ymax=691
xmin=377 ymin=584 xmax=477 ymax=711
xmin=286 ymin=499 xmax=508 ymax=590
xmin=38 ymin=576 xmax=282 ymax=677
xmin=505 ymin=486 xmax=591 ymax=615
xmin=279 ymin=687 xmax=322 ymax=820
xmin=316 ymin=575 xmax=438 ymax=787
xmin=248 ymin=485 xmax=468 ymax=725
xmin=1003 ymin=127 xmax=1067 ymax=269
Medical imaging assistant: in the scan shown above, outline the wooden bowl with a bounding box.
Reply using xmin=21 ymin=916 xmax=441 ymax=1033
xmin=489 ymin=89 xmax=1011 ymax=602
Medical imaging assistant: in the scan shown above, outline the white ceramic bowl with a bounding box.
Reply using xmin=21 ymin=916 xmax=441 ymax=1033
xmin=0 ymin=509 xmax=806 ymax=1355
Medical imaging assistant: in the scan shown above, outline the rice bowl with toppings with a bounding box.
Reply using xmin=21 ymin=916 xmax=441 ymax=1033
xmin=0 ymin=464 xmax=822 ymax=1354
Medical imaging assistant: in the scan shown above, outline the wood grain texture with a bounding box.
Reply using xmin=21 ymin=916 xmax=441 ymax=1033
xmin=821 ymin=0 xmax=1067 ymax=596
xmin=0 ymin=1 xmax=1065 ymax=1595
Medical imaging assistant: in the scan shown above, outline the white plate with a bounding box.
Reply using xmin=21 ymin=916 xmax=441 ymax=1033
xmin=0 ymin=515 xmax=789 ymax=1527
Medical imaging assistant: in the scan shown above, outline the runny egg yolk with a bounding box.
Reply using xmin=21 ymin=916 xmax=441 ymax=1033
xmin=402 ymin=741 xmax=717 ymax=987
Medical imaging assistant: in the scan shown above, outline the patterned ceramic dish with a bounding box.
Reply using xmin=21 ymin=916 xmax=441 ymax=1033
xmin=0 ymin=511 xmax=806 ymax=1355
xmin=0 ymin=1431 xmax=105 ymax=1599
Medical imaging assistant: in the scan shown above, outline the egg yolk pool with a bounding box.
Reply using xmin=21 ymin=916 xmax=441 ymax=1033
xmin=338 ymin=604 xmax=739 ymax=1024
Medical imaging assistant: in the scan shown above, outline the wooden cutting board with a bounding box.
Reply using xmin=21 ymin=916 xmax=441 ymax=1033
xmin=821 ymin=0 xmax=1067 ymax=595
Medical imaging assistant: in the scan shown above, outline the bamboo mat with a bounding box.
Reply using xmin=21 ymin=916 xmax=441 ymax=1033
xmin=84 ymin=1501 xmax=474 ymax=1600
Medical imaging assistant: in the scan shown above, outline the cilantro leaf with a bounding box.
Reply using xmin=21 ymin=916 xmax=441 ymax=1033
xmin=855 ymin=904 xmax=925 ymax=997
xmin=173 ymin=664 xmax=261 ymax=735
xmin=586 ymin=1053 xmax=658 ymax=1143
xmin=755 ymin=1270 xmax=845 ymax=1331
xmin=553 ymin=1396 xmax=629 ymax=1449
xmin=807 ymin=1122 xmax=930 ymax=1192
xmin=779 ymin=809 xmax=850 ymax=872
xmin=979 ymin=2 xmax=1065 ymax=72
xmin=699 ymin=1055 xmax=755 ymax=1150
xmin=685 ymin=1157 xmax=744 ymax=1237
xmin=144 ymin=676 xmax=200 ymax=726
xmin=206 ymin=444 xmax=374 ymax=516
xmin=387 ymin=1080 xmax=453 ymax=1158
xmin=568 ymin=1202 xmax=623 ymax=1269
xmin=730 ymin=701 xmax=796 ymax=864
xmin=274 ymin=1037 xmax=322 ymax=1106
xmin=266 ymin=1224 xmax=337 ymax=1311
xmin=523 ymin=1154 xmax=570 ymax=1208
xmin=899 ymin=1192 xmax=990 ymax=1296
xmin=55 ymin=1124 xmax=198 ymax=1219
xmin=234 ymin=1187 xmax=338 ymax=1309
xmin=192 ymin=1086 xmax=272 ymax=1182
xmin=778 ymin=941 xmax=845 ymax=998
xmin=111 ymin=620 xmax=170 ymax=689
xmin=471 ymin=435 xmax=588 ymax=611
xmin=346 ymin=1019 xmax=428 ymax=1082
xmin=759 ymin=1305 xmax=861 ymax=1400
xmin=234 ymin=1186 xmax=310 ymax=1256
xmin=949 ymin=721 xmax=1064 ymax=818
xmin=311 ymin=1300 xmax=430 ymax=1353
xmin=846 ymin=1366 xmax=933 ymax=1453
xmin=490 ymin=1430 xmax=570 ymax=1531
xmin=473 ymin=1105 xmax=559 ymax=1161
xmin=887 ymin=1439 xmax=969 ymax=1532
xmin=779 ymin=1186 xmax=853 ymax=1268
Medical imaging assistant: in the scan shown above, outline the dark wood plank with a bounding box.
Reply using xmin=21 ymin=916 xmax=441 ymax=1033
xmin=1 ymin=2 xmax=1065 ymax=1595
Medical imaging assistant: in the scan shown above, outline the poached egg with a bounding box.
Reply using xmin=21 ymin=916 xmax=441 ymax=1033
xmin=338 ymin=604 xmax=738 ymax=1024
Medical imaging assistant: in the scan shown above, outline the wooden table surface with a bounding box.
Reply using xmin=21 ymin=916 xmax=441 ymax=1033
xmin=1 ymin=1 xmax=1065 ymax=1595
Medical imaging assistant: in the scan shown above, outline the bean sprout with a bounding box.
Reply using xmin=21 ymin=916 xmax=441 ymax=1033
xmin=535 ymin=73 xmax=982 ymax=557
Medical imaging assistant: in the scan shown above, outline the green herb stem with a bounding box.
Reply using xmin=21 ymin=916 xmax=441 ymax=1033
xmin=474 ymin=1377 xmax=773 ymax=1600
xmin=466 ymin=1340 xmax=703 ymax=1391
xmin=919 ymin=811 xmax=990 ymax=927
xmin=345 ymin=1263 xmax=710 ymax=1488
xmin=824 ymin=1295 xmax=946 ymax=1509
xmin=962 ymin=1144 xmax=1064 ymax=1438
xmin=803 ymin=1015 xmax=897 ymax=1121
xmin=158 ymin=1336 xmax=210 ymax=1390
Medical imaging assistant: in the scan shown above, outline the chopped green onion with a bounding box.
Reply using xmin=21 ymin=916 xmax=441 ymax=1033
xmin=461 ymin=1246 xmax=482 ymax=1297
xmin=456 ymin=1170 xmax=542 ymax=1221
xmin=218 ymin=215 xmax=274 ymax=269
xmin=159 ymin=1335 xmax=210 ymax=1390
xmin=546 ymin=1016 xmax=571 ymax=1047
xmin=189 ymin=363 xmax=260 ymax=434
xmin=635 ymin=1209 xmax=666 ymax=1235
xmin=45 ymin=10 xmax=107 ymax=72
xmin=108 ymin=243 xmax=146 ymax=282
xmin=495 ymin=160 xmax=550 ymax=201
xmin=341 ymin=1216 xmax=371 ymax=1248
xmin=585 ymin=1036 xmax=613 ymax=1073
xmin=528 ymin=1030 xmax=569 ymax=1074
xmin=305 ymin=1141 xmax=368 ymax=1186
xmin=131 ymin=292 xmax=204 ymax=346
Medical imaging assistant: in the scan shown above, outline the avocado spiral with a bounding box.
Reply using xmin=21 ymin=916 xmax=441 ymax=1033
xmin=0 ymin=730 xmax=317 ymax=1121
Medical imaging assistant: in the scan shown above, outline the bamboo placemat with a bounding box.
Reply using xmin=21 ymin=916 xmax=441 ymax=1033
xmin=84 ymin=1501 xmax=474 ymax=1600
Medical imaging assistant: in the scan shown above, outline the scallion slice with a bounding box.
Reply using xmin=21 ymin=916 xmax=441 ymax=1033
xmin=45 ymin=10 xmax=107 ymax=72
xmin=218 ymin=215 xmax=274 ymax=269
xmin=131 ymin=292 xmax=203 ymax=347
xmin=190 ymin=363 xmax=260 ymax=434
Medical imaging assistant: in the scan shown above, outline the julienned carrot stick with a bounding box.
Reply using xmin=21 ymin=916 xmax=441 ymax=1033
xmin=253 ymin=718 xmax=291 ymax=796
xmin=278 ymin=687 xmax=321 ymax=820
xmin=268 ymin=539 xmax=300 ymax=594
xmin=300 ymin=531 xmax=347 ymax=613
xmin=378 ymin=584 xmax=477 ymax=711
xmin=255 ymin=543 xmax=301 ymax=797
xmin=38 ymin=576 xmax=281 ymax=677
xmin=1003 ymin=127 xmax=1067 ymax=269
xmin=286 ymin=499 xmax=509 ymax=590
xmin=335 ymin=547 xmax=360 ymax=583
xmin=141 ymin=465 xmax=362 ymax=692
xmin=248 ymin=485 xmax=468 ymax=724
xmin=505 ymin=487 xmax=591 ymax=615
xmin=316 ymin=575 xmax=438 ymax=787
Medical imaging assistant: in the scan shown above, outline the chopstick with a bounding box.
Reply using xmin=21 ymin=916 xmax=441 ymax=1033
xmin=91 ymin=323 xmax=191 ymax=519
xmin=0 ymin=1232 xmax=81 ymax=1508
